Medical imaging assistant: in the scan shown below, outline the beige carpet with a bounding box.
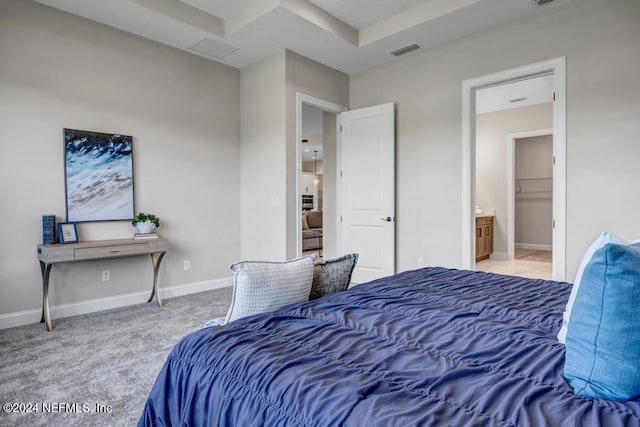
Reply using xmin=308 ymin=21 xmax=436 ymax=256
xmin=0 ymin=287 xmax=231 ymax=427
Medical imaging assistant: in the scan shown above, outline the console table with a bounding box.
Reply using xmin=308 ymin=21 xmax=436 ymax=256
xmin=36 ymin=237 xmax=168 ymax=331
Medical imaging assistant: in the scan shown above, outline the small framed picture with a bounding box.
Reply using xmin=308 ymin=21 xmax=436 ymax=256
xmin=58 ymin=222 xmax=78 ymax=244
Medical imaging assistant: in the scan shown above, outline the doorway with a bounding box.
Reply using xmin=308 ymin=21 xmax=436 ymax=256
xmin=462 ymin=57 xmax=566 ymax=281
xmin=508 ymin=129 xmax=553 ymax=261
xmin=300 ymin=104 xmax=325 ymax=259
xmin=476 ymin=126 xmax=554 ymax=280
xmin=296 ymin=93 xmax=346 ymax=259
xmin=296 ymin=94 xmax=397 ymax=283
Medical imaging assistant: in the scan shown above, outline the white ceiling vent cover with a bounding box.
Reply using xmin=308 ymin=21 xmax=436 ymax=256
xmin=189 ymin=37 xmax=238 ymax=59
xmin=390 ymin=43 xmax=420 ymax=57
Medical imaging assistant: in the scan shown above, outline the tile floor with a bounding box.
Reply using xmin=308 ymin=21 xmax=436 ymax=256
xmin=476 ymin=248 xmax=552 ymax=280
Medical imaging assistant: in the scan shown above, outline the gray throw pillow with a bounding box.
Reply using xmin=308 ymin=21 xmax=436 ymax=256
xmin=309 ymin=253 xmax=359 ymax=300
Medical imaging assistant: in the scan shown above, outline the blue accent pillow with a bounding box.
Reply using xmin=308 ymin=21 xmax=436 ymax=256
xmin=557 ymin=231 xmax=621 ymax=344
xmin=564 ymin=243 xmax=640 ymax=401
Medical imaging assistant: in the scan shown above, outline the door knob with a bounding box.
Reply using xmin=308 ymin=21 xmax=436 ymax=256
xmin=380 ymin=216 xmax=393 ymax=222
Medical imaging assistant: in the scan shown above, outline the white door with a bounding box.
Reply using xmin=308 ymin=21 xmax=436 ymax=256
xmin=339 ymin=103 xmax=395 ymax=284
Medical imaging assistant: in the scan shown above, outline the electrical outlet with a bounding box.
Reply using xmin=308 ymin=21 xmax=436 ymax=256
xmin=417 ymin=258 xmax=424 ymax=268
xmin=101 ymin=270 xmax=110 ymax=281
xmin=183 ymin=260 xmax=191 ymax=271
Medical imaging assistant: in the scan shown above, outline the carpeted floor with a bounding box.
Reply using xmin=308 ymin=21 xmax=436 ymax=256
xmin=0 ymin=287 xmax=232 ymax=427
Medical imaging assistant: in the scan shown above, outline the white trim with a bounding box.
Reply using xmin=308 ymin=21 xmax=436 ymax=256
xmin=335 ymin=113 xmax=343 ymax=256
xmin=0 ymin=277 xmax=232 ymax=330
xmin=295 ymin=92 xmax=347 ymax=257
xmin=462 ymin=57 xmax=566 ymax=281
xmin=515 ymin=243 xmax=552 ymax=251
xmin=489 ymin=252 xmax=509 ymax=261
xmin=507 ymin=128 xmax=553 ymax=261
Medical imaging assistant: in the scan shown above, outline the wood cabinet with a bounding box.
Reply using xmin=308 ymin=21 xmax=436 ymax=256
xmin=475 ymin=216 xmax=493 ymax=262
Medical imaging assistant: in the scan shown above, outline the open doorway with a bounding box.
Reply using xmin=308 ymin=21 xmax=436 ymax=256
xmin=296 ymin=95 xmax=396 ymax=280
xmin=473 ymin=75 xmax=554 ymax=280
xmin=462 ymin=57 xmax=566 ymax=281
xmin=513 ymin=134 xmax=553 ymax=263
xmin=296 ymin=93 xmax=347 ymax=259
xmin=300 ymin=105 xmax=325 ymax=259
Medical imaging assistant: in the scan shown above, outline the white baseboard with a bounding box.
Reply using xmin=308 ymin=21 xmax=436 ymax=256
xmin=515 ymin=243 xmax=552 ymax=251
xmin=0 ymin=277 xmax=232 ymax=330
xmin=489 ymin=252 xmax=509 ymax=260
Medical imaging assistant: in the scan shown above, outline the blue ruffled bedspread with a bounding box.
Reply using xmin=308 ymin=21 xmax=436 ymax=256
xmin=139 ymin=267 xmax=640 ymax=426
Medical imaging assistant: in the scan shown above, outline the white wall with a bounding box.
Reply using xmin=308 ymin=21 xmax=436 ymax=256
xmin=350 ymin=0 xmax=640 ymax=280
xmin=476 ymin=103 xmax=553 ymax=255
xmin=0 ymin=0 xmax=240 ymax=321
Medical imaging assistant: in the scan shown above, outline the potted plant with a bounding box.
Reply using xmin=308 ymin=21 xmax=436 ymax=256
xmin=132 ymin=213 xmax=160 ymax=234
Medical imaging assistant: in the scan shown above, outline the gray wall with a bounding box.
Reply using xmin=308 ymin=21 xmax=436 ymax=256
xmin=350 ymin=0 xmax=640 ymax=281
xmin=239 ymin=50 xmax=348 ymax=261
xmin=240 ymin=51 xmax=287 ymax=261
xmin=321 ymin=111 xmax=338 ymax=258
xmin=0 ymin=0 xmax=240 ymax=318
xmin=476 ymin=103 xmax=553 ymax=255
xmin=515 ymin=135 xmax=553 ymax=247
xmin=285 ymin=51 xmax=349 ymax=259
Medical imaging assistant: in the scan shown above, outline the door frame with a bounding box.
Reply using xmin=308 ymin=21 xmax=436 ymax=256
xmin=507 ymin=128 xmax=553 ymax=260
xmin=461 ymin=57 xmax=566 ymax=281
xmin=296 ymin=92 xmax=347 ymax=257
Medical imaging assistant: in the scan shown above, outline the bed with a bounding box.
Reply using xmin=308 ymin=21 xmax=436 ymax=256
xmin=138 ymin=267 xmax=640 ymax=426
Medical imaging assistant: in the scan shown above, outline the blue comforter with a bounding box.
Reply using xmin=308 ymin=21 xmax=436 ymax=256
xmin=139 ymin=267 xmax=640 ymax=426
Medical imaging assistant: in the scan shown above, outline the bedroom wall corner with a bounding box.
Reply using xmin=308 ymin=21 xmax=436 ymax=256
xmin=0 ymin=0 xmax=241 ymax=323
xmin=239 ymin=51 xmax=287 ymax=261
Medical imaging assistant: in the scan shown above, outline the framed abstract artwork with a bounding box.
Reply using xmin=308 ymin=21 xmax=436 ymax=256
xmin=64 ymin=128 xmax=134 ymax=222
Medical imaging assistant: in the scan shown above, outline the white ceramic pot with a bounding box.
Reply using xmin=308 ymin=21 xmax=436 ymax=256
xmin=135 ymin=220 xmax=156 ymax=234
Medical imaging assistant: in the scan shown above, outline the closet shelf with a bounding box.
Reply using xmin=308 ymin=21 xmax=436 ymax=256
xmin=515 ymin=177 xmax=552 ymax=194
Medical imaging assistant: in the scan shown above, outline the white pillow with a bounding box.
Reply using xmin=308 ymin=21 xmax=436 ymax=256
xmin=204 ymin=256 xmax=315 ymax=327
xmin=557 ymin=232 xmax=621 ymax=343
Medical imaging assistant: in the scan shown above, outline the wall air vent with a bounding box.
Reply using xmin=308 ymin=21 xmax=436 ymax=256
xmin=532 ymin=0 xmax=556 ymax=6
xmin=389 ymin=43 xmax=420 ymax=57
xmin=189 ymin=37 xmax=238 ymax=59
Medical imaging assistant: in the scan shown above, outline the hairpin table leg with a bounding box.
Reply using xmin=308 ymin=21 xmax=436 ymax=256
xmin=147 ymin=251 xmax=166 ymax=307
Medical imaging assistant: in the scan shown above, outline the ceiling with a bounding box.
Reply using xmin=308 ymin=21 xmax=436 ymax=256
xmin=476 ymin=74 xmax=554 ymax=115
xmin=33 ymin=0 xmax=568 ymax=75
xmin=301 ymin=73 xmax=555 ymax=163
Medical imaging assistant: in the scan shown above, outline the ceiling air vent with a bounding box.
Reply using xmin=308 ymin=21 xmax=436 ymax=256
xmin=532 ymin=0 xmax=556 ymax=6
xmin=389 ymin=43 xmax=420 ymax=57
xmin=189 ymin=37 xmax=238 ymax=59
